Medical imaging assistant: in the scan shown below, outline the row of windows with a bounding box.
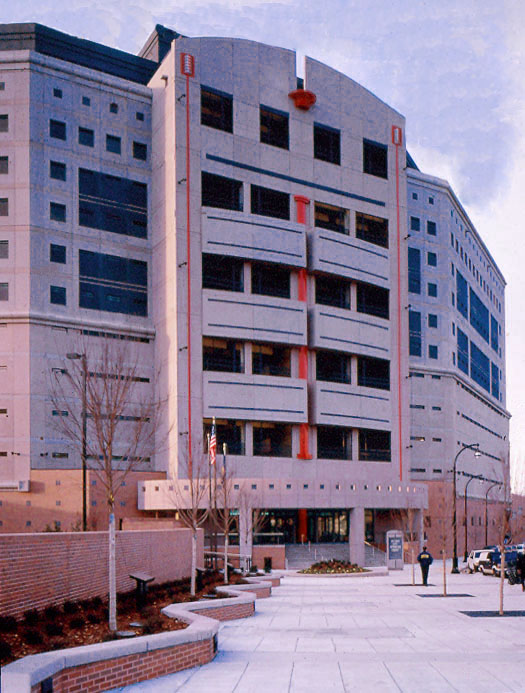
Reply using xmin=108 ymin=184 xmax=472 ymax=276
xmin=51 ymin=86 xmax=145 ymax=122
xmin=408 ymin=310 xmax=439 ymax=358
xmin=201 ymin=87 xmax=388 ymax=177
xmin=409 ymin=216 xmax=437 ymax=236
xmin=50 ymin=119 xmax=147 ymax=160
xmin=203 ymin=337 xmax=390 ymax=390
xmin=201 ymin=172 xmax=389 ymax=248
xmin=202 ymin=254 xmax=390 ymax=319
xmin=450 ymin=227 xmax=502 ymax=312
xmin=457 ymin=328 xmax=500 ymax=399
xmin=202 ymin=418 xmax=391 ymax=460
xmin=456 ymin=270 xmax=499 ymax=354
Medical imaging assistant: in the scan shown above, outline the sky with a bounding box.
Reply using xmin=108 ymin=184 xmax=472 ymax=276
xmin=3 ymin=0 xmax=525 ymax=474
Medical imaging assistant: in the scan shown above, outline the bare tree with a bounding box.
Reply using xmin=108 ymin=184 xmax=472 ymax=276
xmin=212 ymin=446 xmax=237 ymax=584
xmin=50 ymin=338 xmax=160 ymax=630
xmin=495 ymin=458 xmax=512 ymax=616
xmin=433 ymin=481 xmax=454 ymax=596
xmin=238 ymin=484 xmax=267 ymax=573
xmin=170 ymin=448 xmax=210 ymax=597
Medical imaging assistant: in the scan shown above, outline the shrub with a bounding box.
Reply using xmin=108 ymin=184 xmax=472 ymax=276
xmin=23 ymin=609 xmax=39 ymax=626
xmin=49 ymin=638 xmax=67 ymax=651
xmin=0 ymin=639 xmax=13 ymax=663
xmin=63 ymin=601 xmax=79 ymax=615
xmin=69 ymin=617 xmax=84 ymax=630
xmin=91 ymin=596 xmax=103 ymax=609
xmin=44 ymin=605 xmax=60 ymax=620
xmin=22 ymin=628 xmax=44 ymax=646
xmin=142 ymin=615 xmax=163 ymax=635
xmin=0 ymin=616 xmax=18 ymax=633
xmin=45 ymin=622 xmax=64 ymax=637
xmin=87 ymin=613 xmax=101 ymax=624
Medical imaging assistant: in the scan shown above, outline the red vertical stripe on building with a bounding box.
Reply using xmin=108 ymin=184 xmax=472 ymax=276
xmin=393 ymin=125 xmax=403 ymax=481
xmin=185 ymin=70 xmax=192 ymax=473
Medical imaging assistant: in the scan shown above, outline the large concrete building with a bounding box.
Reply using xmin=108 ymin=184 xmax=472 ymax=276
xmin=0 ymin=22 xmax=509 ymax=559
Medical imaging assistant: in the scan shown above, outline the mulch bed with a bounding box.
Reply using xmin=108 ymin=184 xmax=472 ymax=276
xmin=299 ymin=559 xmax=369 ymax=574
xmin=0 ymin=570 xmax=244 ymax=666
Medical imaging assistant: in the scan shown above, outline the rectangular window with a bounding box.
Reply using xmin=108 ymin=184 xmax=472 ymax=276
xmin=359 ymin=428 xmax=391 ymax=461
xmin=0 ymin=198 xmax=7 ymax=216
xmin=356 ymin=212 xmax=388 ymax=248
xmin=50 ymin=202 xmax=66 ymax=222
xmin=106 ymin=134 xmax=121 ymax=154
xmin=202 ymin=253 xmax=243 ymax=292
xmin=363 ymin=139 xmax=387 ymax=178
xmin=251 ymin=262 xmax=290 ymax=298
xmin=78 ymin=127 xmax=94 ymax=147
xmin=253 ymin=422 xmax=292 ymax=457
xmin=356 ymin=282 xmax=389 ymax=319
xmin=203 ymin=337 xmax=243 ymax=373
xmin=316 ymin=275 xmax=350 ymax=310
xmin=410 ymin=216 xmax=420 ymax=232
xmin=202 ymin=172 xmax=242 ymax=211
xmin=109 ymin=102 xmax=118 ymax=114
xmin=427 ymin=220 xmax=437 ymax=235
xmin=470 ymin=341 xmax=490 ymax=392
xmin=357 ymin=356 xmax=390 ymax=390
xmin=136 ymin=111 xmax=144 ymax=122
xmin=204 ymin=418 xmax=244 ymax=455
xmin=0 ymin=240 xmax=7 ymax=259
xmin=50 ymin=285 xmax=66 ymax=305
xmin=428 ymin=345 xmax=438 ymax=359
xmin=427 ymin=282 xmax=437 ymax=297
xmin=427 ymin=251 xmax=437 ymax=266
xmin=133 ymin=141 xmax=147 ymax=161
xmin=49 ymin=119 xmax=66 ymax=140
xmin=409 ymin=310 xmax=422 ymax=356
xmin=456 ymin=271 xmax=468 ymax=318
xmin=314 ymin=123 xmax=340 ymax=165
xmin=82 ymin=96 xmax=91 ymax=106
xmin=50 ymin=161 xmax=66 ymax=181
xmin=251 ymin=185 xmax=289 ymax=220
xmin=0 ymin=115 xmax=8 ymax=132
xmin=314 ymin=202 xmax=347 ymax=234
xmin=408 ymin=248 xmax=421 ymax=294
xmin=490 ymin=315 xmax=499 ymax=353
xmin=0 ymin=282 xmax=7 ymax=301
xmin=428 ymin=314 xmax=438 ymax=328
xmin=252 ymin=343 xmax=291 ymax=377
xmin=201 ymin=86 xmax=233 ymax=133
xmin=50 ymin=244 xmax=66 ymax=264
xmin=470 ymin=287 xmax=489 ymax=343
xmin=491 ymin=362 xmax=500 ymax=400
xmin=79 ymin=250 xmax=147 ymax=317
xmin=260 ymin=105 xmax=289 ymax=149
xmin=0 ymin=156 xmax=7 ymax=174
xmin=317 ymin=426 xmax=351 ymax=460
xmin=53 ymin=88 xmax=62 ymax=99
xmin=316 ymin=350 xmax=350 ymax=384
xmin=457 ymin=328 xmax=469 ymax=375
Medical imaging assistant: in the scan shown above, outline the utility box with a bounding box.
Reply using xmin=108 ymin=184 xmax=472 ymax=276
xmin=386 ymin=530 xmax=404 ymax=570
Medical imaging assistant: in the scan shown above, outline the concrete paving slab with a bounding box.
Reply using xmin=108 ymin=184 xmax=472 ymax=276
xmin=106 ymin=563 xmax=525 ymax=693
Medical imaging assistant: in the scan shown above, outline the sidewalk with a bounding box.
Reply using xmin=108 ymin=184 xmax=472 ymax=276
xmin=108 ymin=563 xmax=525 ymax=692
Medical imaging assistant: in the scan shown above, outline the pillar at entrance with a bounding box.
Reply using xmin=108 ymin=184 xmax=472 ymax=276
xmin=239 ymin=505 xmax=253 ymax=571
xmin=349 ymin=507 xmax=365 ymax=566
xmin=414 ymin=508 xmax=424 ymax=549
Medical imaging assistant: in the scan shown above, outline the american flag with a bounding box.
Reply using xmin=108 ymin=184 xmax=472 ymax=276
xmin=209 ymin=418 xmax=217 ymax=466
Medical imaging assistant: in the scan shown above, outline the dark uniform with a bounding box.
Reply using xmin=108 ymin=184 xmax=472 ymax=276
xmin=516 ymin=552 xmax=525 ymax=591
xmin=417 ymin=546 xmax=433 ymax=586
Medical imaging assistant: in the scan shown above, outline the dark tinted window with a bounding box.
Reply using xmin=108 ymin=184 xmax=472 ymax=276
xmin=133 ymin=141 xmax=147 ymax=161
xmin=252 ymin=343 xmax=291 ymax=377
xmin=357 ymin=356 xmax=390 ymax=390
xmin=78 ymin=127 xmax=94 ymax=147
xmin=408 ymin=248 xmax=421 ymax=294
xmin=316 ymin=351 xmax=350 ymax=384
xmin=50 ymin=202 xmax=66 ymax=222
xmin=356 ymin=213 xmax=388 ymax=248
xmin=314 ymin=123 xmax=340 ymax=165
xmin=50 ymin=244 xmax=66 ymax=264
xmin=253 ymin=423 xmax=292 ymax=457
xmin=49 ymin=119 xmax=66 ymax=140
xmin=356 ymin=282 xmax=389 ymax=319
xmin=251 ymin=262 xmax=290 ymax=298
xmin=0 ymin=156 xmax=7 ymax=174
xmin=363 ymin=139 xmax=387 ymax=178
xmin=203 ymin=418 xmax=244 ymax=455
xmin=50 ymin=161 xmax=66 ymax=181
xmin=202 ymin=172 xmax=242 ymax=211
xmin=201 ymin=87 xmax=233 ymax=133
xmin=106 ymin=134 xmax=121 ymax=154
xmin=260 ymin=106 xmax=289 ymax=149
xmin=202 ymin=254 xmax=243 ymax=292
xmin=317 ymin=426 xmax=351 ymax=459
xmin=314 ymin=202 xmax=347 ymax=234
xmin=316 ymin=275 xmax=350 ymax=310
xmin=0 ymin=114 xmax=8 ymax=132
xmin=359 ymin=429 xmax=391 ymax=461
xmin=409 ymin=310 xmax=422 ymax=356
xmin=427 ymin=220 xmax=437 ymax=235
xmin=203 ymin=338 xmax=243 ymax=372
xmin=50 ymin=286 xmax=66 ymax=305
xmin=251 ymin=185 xmax=289 ymax=220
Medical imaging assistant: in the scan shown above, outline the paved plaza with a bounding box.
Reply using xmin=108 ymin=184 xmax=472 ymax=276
xmin=109 ymin=564 xmax=525 ymax=692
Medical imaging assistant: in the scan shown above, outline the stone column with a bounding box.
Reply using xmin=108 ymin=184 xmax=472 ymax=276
xmin=413 ymin=508 xmax=424 ymax=549
xmin=349 ymin=506 xmax=365 ymax=566
xmin=239 ymin=504 xmax=253 ymax=571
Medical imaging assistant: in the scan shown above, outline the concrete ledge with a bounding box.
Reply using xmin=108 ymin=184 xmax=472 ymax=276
xmin=284 ymin=566 xmax=388 ymax=577
xmin=0 ymin=584 xmax=271 ymax=693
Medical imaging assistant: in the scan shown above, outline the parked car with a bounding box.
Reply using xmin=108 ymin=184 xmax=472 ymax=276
xmin=478 ymin=549 xmax=497 ymax=575
xmin=466 ymin=549 xmax=485 ymax=573
xmin=492 ymin=549 xmax=519 ymax=580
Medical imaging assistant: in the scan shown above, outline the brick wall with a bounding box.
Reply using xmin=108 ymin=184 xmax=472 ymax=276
xmin=0 ymin=528 xmax=203 ymax=618
xmin=252 ymin=544 xmax=286 ymax=569
xmin=196 ymin=601 xmax=254 ymax=621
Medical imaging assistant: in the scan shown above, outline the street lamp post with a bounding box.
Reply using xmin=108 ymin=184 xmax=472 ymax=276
xmin=67 ymin=353 xmax=87 ymax=531
xmin=452 ymin=443 xmax=480 ymax=574
xmin=485 ymin=482 xmax=500 ymax=546
xmin=463 ymin=474 xmax=483 ymax=561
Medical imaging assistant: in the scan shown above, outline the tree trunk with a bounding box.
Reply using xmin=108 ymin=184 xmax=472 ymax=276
xmin=442 ymin=549 xmax=447 ymax=597
xmin=190 ymin=530 xmax=197 ymax=597
xmin=224 ymin=532 xmax=229 ymax=585
xmin=108 ymin=511 xmax=117 ymax=631
xmin=411 ymin=548 xmax=415 ymax=586
xmin=499 ymin=549 xmax=505 ymax=616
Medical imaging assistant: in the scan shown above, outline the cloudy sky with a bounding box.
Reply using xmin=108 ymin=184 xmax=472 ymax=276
xmin=4 ymin=0 xmax=525 ymax=469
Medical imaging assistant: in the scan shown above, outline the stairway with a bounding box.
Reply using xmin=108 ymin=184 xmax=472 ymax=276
xmin=285 ymin=542 xmax=387 ymax=569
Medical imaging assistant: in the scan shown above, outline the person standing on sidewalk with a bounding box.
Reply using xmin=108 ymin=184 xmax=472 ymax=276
xmin=417 ymin=546 xmax=433 ymax=586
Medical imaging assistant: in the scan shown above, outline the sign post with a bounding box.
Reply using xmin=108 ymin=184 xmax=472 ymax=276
xmin=386 ymin=529 xmax=404 ymax=570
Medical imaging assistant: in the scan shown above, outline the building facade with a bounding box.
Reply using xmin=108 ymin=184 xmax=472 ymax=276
xmin=0 ymin=22 xmax=508 ymax=560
